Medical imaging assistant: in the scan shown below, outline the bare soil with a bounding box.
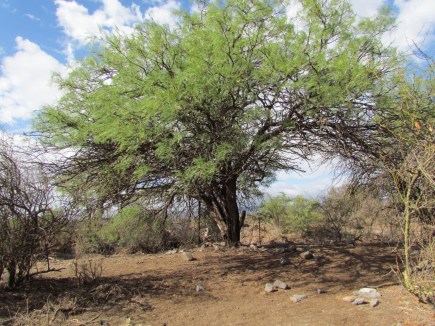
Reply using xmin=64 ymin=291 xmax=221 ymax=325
xmin=1 ymin=243 xmax=434 ymax=325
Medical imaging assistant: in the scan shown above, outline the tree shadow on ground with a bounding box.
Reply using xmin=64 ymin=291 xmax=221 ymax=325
xmin=0 ymin=242 xmax=399 ymax=323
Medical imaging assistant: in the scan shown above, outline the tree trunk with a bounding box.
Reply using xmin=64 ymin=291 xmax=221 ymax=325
xmin=224 ymin=177 xmax=240 ymax=245
xmin=7 ymin=260 xmax=16 ymax=289
xmin=200 ymin=177 xmax=242 ymax=246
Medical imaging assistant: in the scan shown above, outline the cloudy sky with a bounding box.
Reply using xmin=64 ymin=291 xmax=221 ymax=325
xmin=0 ymin=0 xmax=434 ymax=197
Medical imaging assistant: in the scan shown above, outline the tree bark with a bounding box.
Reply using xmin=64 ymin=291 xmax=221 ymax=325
xmin=224 ymin=177 xmax=240 ymax=244
xmin=200 ymin=177 xmax=242 ymax=246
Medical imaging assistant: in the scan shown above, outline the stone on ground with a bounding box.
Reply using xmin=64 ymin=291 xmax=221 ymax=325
xmin=182 ymin=252 xmax=194 ymax=261
xmin=280 ymin=257 xmax=290 ymax=265
xmin=290 ymin=294 xmax=307 ymax=302
xmin=300 ymin=251 xmax=314 ymax=259
xmin=370 ymin=298 xmax=380 ymax=307
xmin=265 ymin=283 xmax=277 ymax=293
xmin=342 ymin=296 xmax=357 ymax=303
xmin=352 ymin=298 xmax=366 ymax=305
xmin=196 ymin=285 xmax=205 ymax=292
xmin=354 ymin=287 xmax=381 ymax=299
xmin=273 ymin=279 xmax=289 ymax=290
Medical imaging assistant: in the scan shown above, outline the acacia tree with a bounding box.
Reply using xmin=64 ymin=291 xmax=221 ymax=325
xmin=35 ymin=0 xmax=398 ymax=244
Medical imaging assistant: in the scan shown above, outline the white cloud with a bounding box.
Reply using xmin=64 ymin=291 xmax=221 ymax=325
xmin=25 ymin=13 xmax=42 ymax=22
xmin=54 ymin=0 xmax=144 ymax=45
xmin=349 ymin=0 xmax=384 ymax=18
xmin=264 ymin=160 xmax=345 ymax=198
xmin=286 ymin=0 xmax=434 ymax=53
xmin=145 ymin=0 xmax=181 ymax=28
xmin=350 ymin=0 xmax=435 ymax=52
xmin=388 ymin=0 xmax=435 ymax=52
xmin=0 ymin=37 xmax=66 ymax=125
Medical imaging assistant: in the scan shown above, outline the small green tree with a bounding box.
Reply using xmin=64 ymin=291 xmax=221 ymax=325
xmin=259 ymin=193 xmax=320 ymax=233
xmin=35 ymin=0 xmax=398 ymax=245
xmin=100 ymin=205 xmax=163 ymax=252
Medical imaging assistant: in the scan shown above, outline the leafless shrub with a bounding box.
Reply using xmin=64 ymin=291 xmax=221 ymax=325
xmin=71 ymin=257 xmax=104 ymax=287
xmin=6 ymin=296 xmax=78 ymax=326
xmin=0 ymin=134 xmax=70 ymax=289
xmin=314 ymin=185 xmax=396 ymax=244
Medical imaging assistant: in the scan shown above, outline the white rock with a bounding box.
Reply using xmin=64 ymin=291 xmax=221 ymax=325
xmin=343 ymin=296 xmax=356 ymax=302
xmin=290 ymin=294 xmax=307 ymax=302
xmin=273 ymin=279 xmax=289 ymax=290
xmin=182 ymin=252 xmax=194 ymax=261
xmin=354 ymin=287 xmax=381 ymax=299
xmin=352 ymin=298 xmax=366 ymax=305
xmin=265 ymin=283 xmax=277 ymax=293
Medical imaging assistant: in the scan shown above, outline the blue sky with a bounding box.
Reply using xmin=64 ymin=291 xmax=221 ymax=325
xmin=0 ymin=0 xmax=434 ymax=196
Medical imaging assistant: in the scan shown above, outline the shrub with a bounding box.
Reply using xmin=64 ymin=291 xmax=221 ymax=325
xmin=259 ymin=193 xmax=321 ymax=235
xmin=0 ymin=136 xmax=68 ymax=289
xmin=316 ymin=185 xmax=397 ymax=243
xmin=99 ymin=205 xmax=165 ymax=253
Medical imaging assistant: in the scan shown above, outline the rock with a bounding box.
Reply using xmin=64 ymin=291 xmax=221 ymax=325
xmin=290 ymin=294 xmax=307 ymax=302
xmin=317 ymin=288 xmax=325 ymax=294
xmin=354 ymin=287 xmax=381 ymax=299
xmin=250 ymin=244 xmax=258 ymax=251
xmin=196 ymin=285 xmax=205 ymax=292
xmin=277 ymin=245 xmax=297 ymax=254
xmin=219 ymin=241 xmax=227 ymax=247
xmin=166 ymin=249 xmax=178 ymax=254
xmin=273 ymin=279 xmax=289 ymax=290
xmin=370 ymin=298 xmax=380 ymax=307
xmin=352 ymin=298 xmax=366 ymax=305
xmin=265 ymin=283 xmax=277 ymax=293
xmin=182 ymin=252 xmax=194 ymax=261
xmin=280 ymin=257 xmax=290 ymax=265
xmin=287 ymin=244 xmax=297 ymax=253
xmin=300 ymin=251 xmax=314 ymax=259
xmin=342 ymin=296 xmax=357 ymax=303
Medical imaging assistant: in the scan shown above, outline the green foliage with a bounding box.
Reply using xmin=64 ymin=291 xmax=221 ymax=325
xmin=75 ymin=219 xmax=113 ymax=255
xmin=74 ymin=206 xmax=164 ymax=254
xmin=35 ymin=0 xmax=399 ymax=243
xmin=259 ymin=193 xmax=320 ymax=233
xmin=99 ymin=206 xmax=162 ymax=252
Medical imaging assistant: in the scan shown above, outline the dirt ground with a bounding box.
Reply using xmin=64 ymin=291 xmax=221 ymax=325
xmin=0 ymin=242 xmax=434 ymax=326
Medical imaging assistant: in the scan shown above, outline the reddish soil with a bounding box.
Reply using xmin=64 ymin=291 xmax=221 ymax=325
xmin=1 ymin=243 xmax=434 ymax=325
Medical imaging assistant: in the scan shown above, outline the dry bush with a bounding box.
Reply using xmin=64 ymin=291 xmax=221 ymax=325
xmin=6 ymin=296 xmax=79 ymax=326
xmin=240 ymin=214 xmax=270 ymax=245
xmin=314 ymin=185 xmax=398 ymax=244
xmin=406 ymin=237 xmax=435 ymax=304
xmin=0 ymin=135 xmax=70 ymax=289
xmin=71 ymin=257 xmax=104 ymax=287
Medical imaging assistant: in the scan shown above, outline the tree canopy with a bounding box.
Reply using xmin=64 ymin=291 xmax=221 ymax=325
xmin=35 ymin=0 xmax=398 ymax=244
